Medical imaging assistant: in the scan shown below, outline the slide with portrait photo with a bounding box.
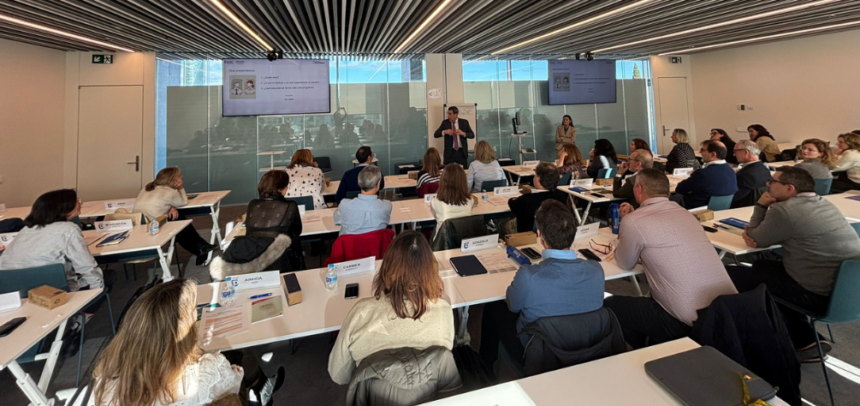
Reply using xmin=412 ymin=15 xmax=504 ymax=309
xmin=222 ymin=58 xmax=330 ymax=116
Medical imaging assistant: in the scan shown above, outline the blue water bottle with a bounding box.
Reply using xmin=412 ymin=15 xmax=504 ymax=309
xmin=610 ymin=203 xmax=621 ymax=235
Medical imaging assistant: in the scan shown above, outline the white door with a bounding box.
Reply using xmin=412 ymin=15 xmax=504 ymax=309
xmin=77 ymin=86 xmax=143 ymax=201
xmin=656 ymin=77 xmax=690 ymax=155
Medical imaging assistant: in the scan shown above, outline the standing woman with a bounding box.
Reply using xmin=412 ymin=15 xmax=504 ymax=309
xmin=665 ymin=129 xmax=700 ymax=174
xmin=134 ymin=167 xmax=216 ymax=266
xmin=555 ymin=115 xmax=577 ymax=152
xmin=795 ymin=139 xmax=837 ymax=180
xmin=556 ymin=144 xmax=585 ymax=178
xmin=432 ymin=164 xmax=474 ymax=232
xmin=586 ymin=139 xmax=618 ymax=179
xmin=285 ymin=149 xmax=326 ymax=210
xmin=710 ymin=129 xmax=737 ymax=164
xmin=417 ymin=147 xmax=444 ymax=197
xmin=832 ymin=133 xmax=860 ymax=192
xmin=748 ymin=124 xmax=780 ymax=162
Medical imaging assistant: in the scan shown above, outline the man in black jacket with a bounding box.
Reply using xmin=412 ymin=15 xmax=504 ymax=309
xmin=731 ymin=140 xmax=771 ymax=208
xmin=613 ymin=149 xmax=653 ymax=208
xmin=433 ymin=106 xmax=475 ymax=166
xmin=505 ymin=162 xmax=568 ymax=234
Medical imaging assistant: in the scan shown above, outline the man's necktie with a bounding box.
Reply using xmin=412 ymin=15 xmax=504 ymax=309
xmin=452 ymin=121 xmax=459 ymax=150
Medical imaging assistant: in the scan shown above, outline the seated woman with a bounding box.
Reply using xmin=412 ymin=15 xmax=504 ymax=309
xmin=466 ymin=140 xmax=505 ymax=193
xmin=93 ymin=279 xmax=277 ymax=406
xmin=833 ymin=133 xmax=860 ymax=192
xmin=586 ymin=139 xmax=619 ymax=178
xmin=210 ymin=171 xmax=303 ymax=280
xmin=0 ymin=189 xmax=104 ymax=291
xmin=795 ymin=138 xmax=837 ymax=180
xmin=709 ymin=129 xmax=737 ymax=164
xmin=431 ymin=164 xmax=474 ymax=232
xmin=285 ymin=149 xmax=326 ymax=210
xmin=748 ymin=124 xmax=780 ymax=162
xmin=556 ymin=143 xmax=585 ymax=178
xmin=328 ymin=230 xmax=454 ymax=385
xmin=417 ymin=147 xmax=443 ymax=197
xmin=629 ymin=138 xmax=649 ymax=154
xmin=665 ymin=129 xmax=700 ymax=174
xmin=133 ymin=167 xmax=216 ymax=266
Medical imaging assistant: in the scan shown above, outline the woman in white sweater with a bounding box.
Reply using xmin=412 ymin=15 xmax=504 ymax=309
xmin=328 ymin=231 xmax=455 ymax=385
xmin=133 ymin=167 xmax=215 ymax=266
xmin=431 ymin=164 xmax=474 ymax=232
xmin=833 ymin=133 xmax=860 ymax=192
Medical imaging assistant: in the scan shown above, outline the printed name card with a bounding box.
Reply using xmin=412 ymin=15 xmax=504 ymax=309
xmin=0 ymin=203 xmax=6 ymax=212
xmin=673 ymin=168 xmax=693 ymax=177
xmin=334 ymin=256 xmax=376 ymax=278
xmin=94 ymin=219 xmax=134 ymax=233
xmin=298 ymin=205 xmax=306 ymax=216
xmin=574 ymin=223 xmax=600 ymax=241
xmin=0 ymin=291 xmax=21 ymax=313
xmin=494 ymin=186 xmax=518 ymax=196
xmin=0 ymin=232 xmax=16 ymax=244
xmin=522 ymin=160 xmax=540 ymax=167
xmin=461 ymin=234 xmax=499 ymax=253
xmin=230 ymin=270 xmax=281 ymax=291
xmin=571 ymin=178 xmax=594 ymax=187
xmin=424 ymin=193 xmax=437 ymax=204
xmin=103 ymin=199 xmax=135 ymax=211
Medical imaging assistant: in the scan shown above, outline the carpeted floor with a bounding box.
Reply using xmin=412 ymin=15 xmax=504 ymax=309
xmin=1 ymin=204 xmax=859 ymax=405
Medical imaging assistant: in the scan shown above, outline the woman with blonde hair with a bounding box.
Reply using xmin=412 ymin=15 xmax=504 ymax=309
xmin=556 ymin=143 xmax=585 ymax=178
xmin=795 ymin=138 xmax=838 ymax=180
xmin=285 ymin=149 xmax=326 ymax=209
xmin=134 ymin=167 xmax=216 ymax=266
xmin=328 ymin=231 xmax=454 ymax=385
xmin=664 ymin=129 xmax=700 ymax=174
xmin=466 ymin=140 xmax=505 ymax=192
xmin=417 ymin=147 xmax=444 ymax=197
xmin=833 ymin=133 xmax=860 ymax=192
xmin=432 ymin=164 xmax=474 ymax=231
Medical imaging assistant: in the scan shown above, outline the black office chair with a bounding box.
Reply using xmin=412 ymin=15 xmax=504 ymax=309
xmin=285 ymin=196 xmax=314 ymax=211
xmin=481 ymin=179 xmax=509 ymax=193
xmin=315 ymin=156 xmax=332 ymax=173
xmin=346 ymin=190 xmax=360 ymax=199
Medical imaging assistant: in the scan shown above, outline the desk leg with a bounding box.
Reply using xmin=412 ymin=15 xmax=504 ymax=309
xmin=8 ymin=361 xmax=53 ymax=406
xmin=582 ymin=201 xmax=593 ymax=224
xmin=37 ymin=318 xmax=68 ymax=392
xmin=455 ymin=306 xmax=470 ymax=346
xmin=207 ymin=203 xmax=223 ymax=264
xmin=569 ymin=195 xmax=583 ymax=225
xmin=629 ymin=275 xmax=643 ymax=297
xmin=717 ymin=249 xmax=726 ymax=260
xmin=158 ymin=242 xmax=175 ymax=281
xmin=269 ymin=155 xmax=274 ymax=170
xmin=514 ymin=174 xmax=521 ymax=186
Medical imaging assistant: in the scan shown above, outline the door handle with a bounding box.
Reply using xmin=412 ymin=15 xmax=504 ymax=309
xmin=662 ymin=125 xmax=668 ymax=136
xmin=127 ymin=155 xmax=140 ymax=172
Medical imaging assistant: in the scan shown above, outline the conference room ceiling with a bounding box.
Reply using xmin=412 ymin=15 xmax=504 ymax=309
xmin=0 ymin=0 xmax=858 ymax=59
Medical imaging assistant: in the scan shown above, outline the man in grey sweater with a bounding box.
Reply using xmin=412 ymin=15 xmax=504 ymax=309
xmin=726 ymin=167 xmax=860 ymax=360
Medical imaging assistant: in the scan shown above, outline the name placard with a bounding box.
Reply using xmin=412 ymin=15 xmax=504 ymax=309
xmin=522 ymin=160 xmax=540 ymax=167
xmin=230 ymin=270 xmax=281 ymax=291
xmin=574 ymin=222 xmax=600 ymax=241
xmin=94 ymin=219 xmax=133 ymax=233
xmin=424 ymin=193 xmax=437 ymax=204
xmin=104 ymin=199 xmax=135 ymax=212
xmin=673 ymin=168 xmax=693 ymax=177
xmin=494 ymin=186 xmax=518 ymax=196
xmin=461 ymin=234 xmax=499 ymax=253
xmin=298 ymin=205 xmax=306 ymax=216
xmin=333 ymin=256 xmax=376 ymax=278
xmin=571 ymin=178 xmax=594 ymax=187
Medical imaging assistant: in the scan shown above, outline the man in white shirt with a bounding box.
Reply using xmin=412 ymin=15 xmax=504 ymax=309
xmin=334 ymin=166 xmax=392 ymax=236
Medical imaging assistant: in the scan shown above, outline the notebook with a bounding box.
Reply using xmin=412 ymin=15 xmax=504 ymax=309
xmin=449 ymin=255 xmax=488 ymax=277
xmin=719 ymin=218 xmax=750 ymax=229
xmin=96 ymin=231 xmax=128 ymax=247
xmin=645 ymin=346 xmax=776 ymax=406
xmin=570 ymin=186 xmax=590 ymax=193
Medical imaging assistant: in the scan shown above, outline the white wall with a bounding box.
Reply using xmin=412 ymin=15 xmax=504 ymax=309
xmin=689 ymin=29 xmax=860 ymax=147
xmin=0 ymin=39 xmax=67 ymax=207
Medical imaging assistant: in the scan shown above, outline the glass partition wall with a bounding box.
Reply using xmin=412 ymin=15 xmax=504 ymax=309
xmin=155 ymin=56 xmax=427 ymax=205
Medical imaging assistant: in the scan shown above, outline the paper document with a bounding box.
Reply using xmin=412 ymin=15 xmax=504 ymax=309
xmin=475 ymin=251 xmax=518 ymax=274
xmin=487 ymin=196 xmax=508 ymax=206
xmin=301 ymin=214 xmax=322 ymax=223
xmin=251 ymin=296 xmax=284 ymax=323
xmin=199 ymin=305 xmax=249 ymax=340
xmin=422 ymin=381 xmax=535 ymax=406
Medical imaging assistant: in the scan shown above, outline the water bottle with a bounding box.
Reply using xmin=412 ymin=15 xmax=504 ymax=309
xmin=482 ymin=194 xmax=489 ymax=202
xmin=220 ymin=276 xmax=236 ymax=306
xmin=609 ymin=203 xmax=621 ymax=235
xmin=325 ymin=264 xmax=338 ymax=290
xmin=149 ymin=217 xmax=159 ymax=236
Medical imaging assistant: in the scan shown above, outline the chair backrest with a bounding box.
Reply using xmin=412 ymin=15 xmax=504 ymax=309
xmin=814 ymin=178 xmax=833 ymax=196
xmin=821 ymin=260 xmax=860 ymax=324
xmin=0 ymin=263 xmax=69 ymax=298
xmin=285 ymin=195 xmax=314 ymax=211
xmin=322 ymin=229 xmax=395 ymax=267
xmin=851 ymin=222 xmax=860 ymax=237
xmin=104 ymin=211 xmax=143 ymax=226
xmin=431 ymin=215 xmax=487 ymax=251
xmin=557 ymin=172 xmax=572 ymax=186
xmin=345 ymin=190 xmax=360 ymax=200
xmin=315 ymin=156 xmax=332 ymax=173
xmin=707 ymin=194 xmax=734 ymax=211
xmin=596 ymin=168 xmax=617 ymax=179
xmin=481 ymin=179 xmax=508 ymax=192
xmin=416 ymin=182 xmax=440 ymax=198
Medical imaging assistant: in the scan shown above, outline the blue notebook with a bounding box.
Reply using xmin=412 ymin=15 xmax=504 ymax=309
xmin=718 ymin=218 xmax=749 ymax=229
xmin=96 ymin=231 xmax=128 ymax=247
xmin=570 ymin=186 xmax=589 ymax=193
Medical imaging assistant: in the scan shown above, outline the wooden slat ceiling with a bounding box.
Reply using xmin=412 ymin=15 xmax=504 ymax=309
xmin=0 ymin=0 xmax=858 ymax=60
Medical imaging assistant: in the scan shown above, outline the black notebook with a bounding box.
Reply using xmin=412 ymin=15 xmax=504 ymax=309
xmin=645 ymin=346 xmax=777 ymax=406
xmin=449 ymin=255 xmax=488 ymax=277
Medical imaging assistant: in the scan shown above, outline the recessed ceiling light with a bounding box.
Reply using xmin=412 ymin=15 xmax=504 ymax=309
xmin=0 ymin=12 xmax=134 ymax=52
xmin=594 ymin=0 xmax=842 ymax=53
xmin=209 ymin=0 xmax=272 ymax=51
xmin=491 ymin=0 xmax=654 ymax=55
xmin=393 ymin=0 xmax=454 ymax=54
xmin=658 ymin=20 xmax=860 ymax=56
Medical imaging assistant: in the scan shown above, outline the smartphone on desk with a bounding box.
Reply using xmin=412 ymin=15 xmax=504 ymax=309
xmin=344 ymin=283 xmax=359 ymax=300
xmin=521 ymin=247 xmax=541 ymax=260
xmin=0 ymin=317 xmax=26 ymax=338
xmin=578 ymin=249 xmax=602 ymax=262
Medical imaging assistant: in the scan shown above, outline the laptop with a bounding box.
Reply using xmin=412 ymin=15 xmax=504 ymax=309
xmin=645 ymin=346 xmax=777 ymax=406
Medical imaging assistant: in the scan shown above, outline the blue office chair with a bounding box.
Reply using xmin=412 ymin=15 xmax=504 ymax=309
xmin=851 ymin=222 xmax=860 ymax=236
xmin=815 ymin=178 xmax=833 ymax=196
xmin=774 ymin=260 xmax=860 ymax=406
xmin=707 ymin=195 xmax=734 ymax=211
xmin=285 ymin=195 xmax=314 ymax=211
xmin=481 ymin=179 xmax=509 ymax=193
xmin=596 ymin=168 xmax=617 ymax=178
xmin=557 ymin=173 xmax=572 ymax=187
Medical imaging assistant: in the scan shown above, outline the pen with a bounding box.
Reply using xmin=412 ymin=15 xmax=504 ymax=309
xmin=249 ymin=293 xmax=273 ymax=300
xmin=712 ymin=223 xmax=730 ymax=230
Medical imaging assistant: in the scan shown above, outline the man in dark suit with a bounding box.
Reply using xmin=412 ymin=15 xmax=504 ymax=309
xmin=613 ymin=149 xmax=653 ymax=208
xmin=676 ymin=140 xmax=738 ymax=208
xmin=335 ymin=146 xmax=385 ymax=204
xmin=731 ymin=140 xmax=771 ymax=208
xmin=433 ymin=106 xmax=475 ymax=166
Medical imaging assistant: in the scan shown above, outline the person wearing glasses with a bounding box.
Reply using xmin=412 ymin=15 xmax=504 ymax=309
xmin=725 ymin=167 xmax=860 ymax=361
xmin=731 ymin=140 xmax=771 ymax=208
xmin=709 ymin=129 xmax=737 ymax=165
xmin=675 ymin=140 xmax=737 ymax=209
xmin=795 ymin=138 xmax=837 ymax=180
xmin=604 ymin=169 xmax=737 ymax=349
xmin=479 ymin=200 xmax=603 ymax=375
xmin=613 ymin=149 xmax=653 ymax=208
xmin=433 ymin=106 xmax=475 ymax=166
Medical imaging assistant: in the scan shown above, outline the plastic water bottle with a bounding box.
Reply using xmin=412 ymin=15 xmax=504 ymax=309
xmin=220 ymin=277 xmax=236 ymax=306
xmin=149 ymin=217 xmax=159 ymax=236
xmin=325 ymin=264 xmax=338 ymax=290
xmin=482 ymin=194 xmax=489 ymax=202
xmin=609 ymin=203 xmax=621 ymax=235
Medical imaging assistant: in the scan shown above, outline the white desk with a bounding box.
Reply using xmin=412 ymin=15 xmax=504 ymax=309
xmin=321 ymin=176 xmax=417 ymax=199
xmin=0 ymin=290 xmax=102 ymax=406
xmin=560 ymin=184 xmax=625 ymax=225
xmin=0 ymin=206 xmax=31 ymax=222
xmin=702 ymin=207 xmax=780 ymax=258
xmin=503 ymin=166 xmax=535 ymax=186
xmin=257 ymin=150 xmax=286 ymax=171
xmin=86 ymin=220 xmax=191 ymax=281
xmin=824 ymin=191 xmax=860 ymax=220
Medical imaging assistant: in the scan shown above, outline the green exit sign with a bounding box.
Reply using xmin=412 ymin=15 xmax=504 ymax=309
xmin=91 ymin=54 xmax=114 ymax=64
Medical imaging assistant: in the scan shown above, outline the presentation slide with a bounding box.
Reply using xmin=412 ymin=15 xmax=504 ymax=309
xmin=222 ymin=58 xmax=330 ymax=116
xmin=547 ymin=60 xmax=616 ymax=105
